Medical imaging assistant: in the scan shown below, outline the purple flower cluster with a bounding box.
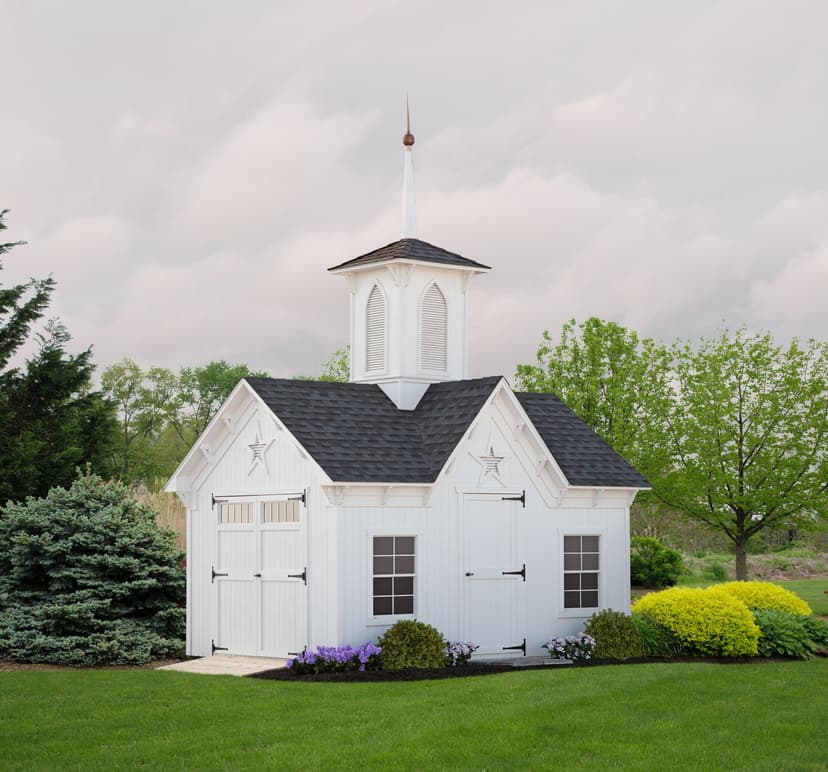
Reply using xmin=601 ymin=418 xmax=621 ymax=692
xmin=444 ymin=640 xmax=479 ymax=667
xmin=286 ymin=642 xmax=382 ymax=674
xmin=543 ymin=634 xmax=596 ymax=663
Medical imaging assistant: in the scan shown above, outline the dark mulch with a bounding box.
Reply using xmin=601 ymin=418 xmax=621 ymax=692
xmin=251 ymin=653 xmax=827 ymax=682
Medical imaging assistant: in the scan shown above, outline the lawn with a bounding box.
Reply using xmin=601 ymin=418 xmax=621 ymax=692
xmin=2 ymin=661 xmax=827 ymax=770
xmin=777 ymin=579 xmax=828 ymax=616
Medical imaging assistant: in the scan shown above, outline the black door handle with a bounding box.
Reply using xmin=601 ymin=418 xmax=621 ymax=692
xmin=465 ymin=572 xmax=474 ymax=576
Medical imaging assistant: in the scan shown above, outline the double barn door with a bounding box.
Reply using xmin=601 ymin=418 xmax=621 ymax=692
xmin=213 ymin=498 xmax=307 ymax=657
xmin=463 ymin=493 xmax=526 ymax=657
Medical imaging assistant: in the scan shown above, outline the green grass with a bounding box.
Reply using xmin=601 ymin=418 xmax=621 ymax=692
xmin=777 ymin=579 xmax=828 ymax=616
xmin=2 ymin=663 xmax=828 ymax=770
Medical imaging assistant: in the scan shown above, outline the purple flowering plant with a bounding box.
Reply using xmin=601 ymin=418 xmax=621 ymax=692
xmin=286 ymin=642 xmax=382 ymax=674
xmin=444 ymin=640 xmax=479 ymax=667
xmin=543 ymin=633 xmax=596 ymax=663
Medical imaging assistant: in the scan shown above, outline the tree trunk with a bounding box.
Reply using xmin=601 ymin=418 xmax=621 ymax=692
xmin=734 ymin=538 xmax=748 ymax=581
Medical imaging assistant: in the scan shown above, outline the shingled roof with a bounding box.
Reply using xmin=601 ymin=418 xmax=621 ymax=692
xmin=245 ymin=376 xmax=649 ymax=488
xmin=327 ymin=238 xmax=491 ymax=273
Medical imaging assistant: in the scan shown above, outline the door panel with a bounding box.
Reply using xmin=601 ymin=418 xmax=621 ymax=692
xmin=217 ymin=579 xmax=258 ymax=655
xmin=463 ymin=495 xmax=521 ymax=657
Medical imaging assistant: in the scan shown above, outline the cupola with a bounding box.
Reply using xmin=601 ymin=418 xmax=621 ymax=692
xmin=328 ymin=103 xmax=490 ymax=410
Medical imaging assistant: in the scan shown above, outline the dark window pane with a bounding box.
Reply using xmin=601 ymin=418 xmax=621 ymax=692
xmin=373 ymin=556 xmax=394 ymax=575
xmin=581 ymin=591 xmax=599 ymax=607
xmin=581 ymin=573 xmax=598 ymax=590
xmin=582 ymin=554 xmax=599 ymax=571
xmin=394 ymin=576 xmax=414 ymax=595
xmin=563 ymin=535 xmax=580 ymax=553
xmin=564 ymin=554 xmax=581 ymax=571
xmin=564 ymin=573 xmax=580 ymax=591
xmin=395 ymin=536 xmax=415 ymax=555
xmin=582 ymin=535 xmax=599 ymax=552
xmin=394 ymin=595 xmax=414 ymax=614
xmin=373 ymin=537 xmax=394 ymax=556
xmin=373 ymin=577 xmax=392 ymax=595
xmin=564 ymin=591 xmax=581 ymax=608
xmin=395 ymin=555 xmax=415 ymax=574
xmin=373 ymin=596 xmax=393 ymax=615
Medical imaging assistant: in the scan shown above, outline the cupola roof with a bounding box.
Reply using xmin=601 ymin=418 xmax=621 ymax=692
xmin=327 ymin=237 xmax=491 ymax=273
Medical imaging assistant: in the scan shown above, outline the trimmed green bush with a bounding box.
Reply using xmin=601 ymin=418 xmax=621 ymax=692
xmin=632 ymin=587 xmax=760 ymax=656
xmin=716 ymin=581 xmax=812 ymax=616
xmin=584 ymin=610 xmax=643 ymax=660
xmin=0 ymin=471 xmax=185 ymax=666
xmin=631 ymin=612 xmax=685 ymax=656
xmin=630 ymin=537 xmax=683 ymax=588
xmin=801 ymin=617 xmax=828 ymax=650
xmin=753 ymin=610 xmax=817 ymax=659
xmin=376 ymin=620 xmax=446 ymax=670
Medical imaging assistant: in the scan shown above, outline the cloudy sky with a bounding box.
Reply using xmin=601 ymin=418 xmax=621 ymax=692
xmin=3 ymin=1 xmax=827 ymax=380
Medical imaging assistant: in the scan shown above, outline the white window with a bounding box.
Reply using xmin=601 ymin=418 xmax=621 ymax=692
xmin=218 ymin=502 xmax=255 ymax=525
xmin=217 ymin=499 xmax=300 ymax=527
xmin=420 ymin=283 xmax=447 ymax=371
xmin=563 ymin=535 xmax=600 ymax=609
xmin=372 ymin=536 xmax=415 ymax=615
xmin=366 ymin=284 xmax=386 ymax=371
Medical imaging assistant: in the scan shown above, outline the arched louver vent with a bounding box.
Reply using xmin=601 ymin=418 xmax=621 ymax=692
xmin=420 ymin=283 xmax=447 ymax=371
xmin=366 ymin=284 xmax=386 ymax=371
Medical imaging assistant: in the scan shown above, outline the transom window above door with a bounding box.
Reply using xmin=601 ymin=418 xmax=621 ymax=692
xmin=217 ymin=499 xmax=300 ymax=527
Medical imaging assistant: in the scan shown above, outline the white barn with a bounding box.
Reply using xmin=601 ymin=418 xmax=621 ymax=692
xmin=166 ymin=120 xmax=649 ymax=660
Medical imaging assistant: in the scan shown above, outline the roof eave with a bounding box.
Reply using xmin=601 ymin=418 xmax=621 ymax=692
xmin=328 ymin=257 xmax=491 ymax=275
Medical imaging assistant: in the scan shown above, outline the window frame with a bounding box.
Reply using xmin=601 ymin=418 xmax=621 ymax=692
xmin=216 ymin=495 xmax=302 ymax=532
xmin=558 ymin=530 xmax=603 ymax=618
xmin=367 ymin=530 xmax=421 ymax=626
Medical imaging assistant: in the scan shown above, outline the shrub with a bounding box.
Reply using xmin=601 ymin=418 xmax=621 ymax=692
xmin=583 ymin=610 xmax=643 ymax=660
xmin=702 ymin=563 xmax=728 ymax=582
xmin=632 ymin=587 xmax=760 ymax=657
xmin=630 ymin=537 xmax=684 ymax=588
xmin=752 ymin=610 xmax=817 ymax=659
xmin=287 ymin=643 xmax=381 ymax=674
xmin=0 ymin=471 xmax=185 ymax=666
xmin=631 ymin=612 xmax=685 ymax=656
xmin=377 ymin=620 xmax=446 ymax=670
xmin=801 ymin=617 xmax=828 ymax=650
xmin=543 ymin=634 xmax=595 ymax=663
xmin=716 ymin=581 xmax=812 ymax=616
xmin=444 ymin=641 xmax=479 ymax=667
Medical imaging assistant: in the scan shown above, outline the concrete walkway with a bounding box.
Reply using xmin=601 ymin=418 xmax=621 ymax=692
xmin=157 ymin=654 xmax=287 ymax=677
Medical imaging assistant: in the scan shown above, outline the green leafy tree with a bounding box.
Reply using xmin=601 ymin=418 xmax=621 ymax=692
xmin=0 ymin=211 xmax=116 ymax=502
xmin=0 ymin=470 xmax=185 ymax=665
xmin=651 ymin=329 xmax=828 ymax=580
xmin=515 ymin=318 xmax=669 ymax=463
xmin=295 ymin=345 xmax=350 ymax=383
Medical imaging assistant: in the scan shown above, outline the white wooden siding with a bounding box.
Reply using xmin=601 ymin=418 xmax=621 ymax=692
xmin=420 ymin=283 xmax=447 ymax=371
xmin=366 ymin=284 xmax=386 ymax=371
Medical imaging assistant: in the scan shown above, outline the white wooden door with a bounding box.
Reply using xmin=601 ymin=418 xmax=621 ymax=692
xmin=462 ymin=494 xmax=523 ymax=657
xmin=214 ymin=498 xmax=308 ymax=657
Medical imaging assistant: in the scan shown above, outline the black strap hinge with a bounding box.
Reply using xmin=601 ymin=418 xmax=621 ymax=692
xmin=502 ymin=638 xmax=527 ymax=656
xmin=501 ymin=491 xmax=525 ymax=508
xmin=212 ymin=640 xmax=228 ymax=655
xmin=288 ymin=490 xmax=306 ymax=506
xmin=501 ymin=563 xmax=526 ymax=582
xmin=211 ymin=565 xmax=228 ymax=583
xmin=288 ymin=567 xmax=307 ymax=585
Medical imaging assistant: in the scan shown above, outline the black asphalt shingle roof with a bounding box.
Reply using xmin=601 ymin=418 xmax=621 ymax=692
xmin=327 ymin=238 xmax=491 ymax=272
xmin=245 ymin=377 xmax=650 ymax=488
xmin=516 ymin=392 xmax=650 ymax=488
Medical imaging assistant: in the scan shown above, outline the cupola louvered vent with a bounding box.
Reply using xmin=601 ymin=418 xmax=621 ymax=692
xmin=420 ymin=283 xmax=447 ymax=371
xmin=366 ymin=284 xmax=386 ymax=371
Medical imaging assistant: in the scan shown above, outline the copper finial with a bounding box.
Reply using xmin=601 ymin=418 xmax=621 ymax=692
xmin=403 ymin=94 xmax=415 ymax=147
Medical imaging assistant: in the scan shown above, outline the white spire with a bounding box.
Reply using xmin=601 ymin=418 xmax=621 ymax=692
xmin=401 ymin=95 xmax=417 ymax=239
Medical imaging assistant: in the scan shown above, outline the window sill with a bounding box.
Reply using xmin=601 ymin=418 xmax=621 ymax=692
xmin=367 ymin=614 xmax=415 ymax=627
xmin=558 ymin=608 xmax=599 ymax=619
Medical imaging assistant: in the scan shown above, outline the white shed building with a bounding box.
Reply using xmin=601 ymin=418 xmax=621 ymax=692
xmin=166 ymin=118 xmax=649 ymax=660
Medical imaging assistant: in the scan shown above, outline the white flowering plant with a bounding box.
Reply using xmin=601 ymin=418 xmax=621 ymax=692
xmin=444 ymin=640 xmax=479 ymax=667
xmin=543 ymin=633 xmax=596 ymax=663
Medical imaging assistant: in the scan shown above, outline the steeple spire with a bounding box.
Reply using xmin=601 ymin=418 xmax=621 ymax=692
xmin=401 ymin=95 xmax=417 ymax=239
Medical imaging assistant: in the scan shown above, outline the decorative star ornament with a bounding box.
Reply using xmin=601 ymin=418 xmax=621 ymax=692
xmin=473 ymin=436 xmax=506 ymax=486
xmin=247 ymin=422 xmax=275 ymax=475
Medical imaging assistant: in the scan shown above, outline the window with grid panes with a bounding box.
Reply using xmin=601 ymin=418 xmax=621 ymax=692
xmin=563 ymin=535 xmax=600 ymax=609
xmin=372 ymin=536 xmax=415 ymax=615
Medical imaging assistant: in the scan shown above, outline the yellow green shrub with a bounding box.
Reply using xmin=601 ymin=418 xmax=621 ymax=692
xmin=632 ymin=587 xmax=760 ymax=656
xmin=715 ymin=581 xmax=811 ymax=616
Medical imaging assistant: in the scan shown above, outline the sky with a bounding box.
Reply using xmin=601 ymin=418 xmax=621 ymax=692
xmin=3 ymin=1 xmax=827 ymax=380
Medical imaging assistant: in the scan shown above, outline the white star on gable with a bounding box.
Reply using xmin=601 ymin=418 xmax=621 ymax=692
xmin=247 ymin=422 xmax=275 ymax=475
xmin=472 ymin=435 xmax=506 ymax=486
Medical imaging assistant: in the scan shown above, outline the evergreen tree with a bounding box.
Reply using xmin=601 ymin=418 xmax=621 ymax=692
xmin=0 ymin=210 xmax=116 ymax=502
